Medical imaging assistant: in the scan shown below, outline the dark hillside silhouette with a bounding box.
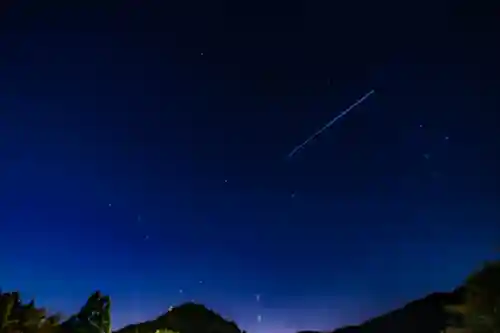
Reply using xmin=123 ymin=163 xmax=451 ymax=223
xmin=114 ymin=302 xmax=243 ymax=333
xmin=299 ymin=288 xmax=465 ymax=333
xmin=3 ymin=258 xmax=500 ymax=333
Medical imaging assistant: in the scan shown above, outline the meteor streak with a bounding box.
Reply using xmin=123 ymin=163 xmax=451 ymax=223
xmin=287 ymin=89 xmax=375 ymax=159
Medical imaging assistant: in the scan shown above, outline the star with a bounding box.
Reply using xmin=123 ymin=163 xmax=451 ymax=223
xmin=200 ymin=52 xmax=204 ymax=56
xmin=179 ymin=289 xmax=183 ymax=294
xmin=444 ymin=136 xmax=449 ymax=140
xmin=255 ymin=294 xmax=260 ymax=302
xmin=224 ymin=179 xmax=228 ymax=183
xmin=144 ymin=235 xmax=149 ymax=240
xmin=419 ymin=124 xmax=424 ymax=128
xmin=257 ymin=315 xmax=262 ymax=323
xmin=199 ymin=280 xmax=203 ymax=284
xmin=108 ymin=203 xmax=112 ymax=207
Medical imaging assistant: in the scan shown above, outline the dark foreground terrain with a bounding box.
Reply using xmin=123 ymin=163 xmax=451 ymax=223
xmin=298 ymin=288 xmax=464 ymax=333
xmin=114 ymin=288 xmax=464 ymax=333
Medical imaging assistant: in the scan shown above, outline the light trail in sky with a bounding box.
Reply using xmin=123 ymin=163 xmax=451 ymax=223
xmin=287 ymin=89 xmax=375 ymax=159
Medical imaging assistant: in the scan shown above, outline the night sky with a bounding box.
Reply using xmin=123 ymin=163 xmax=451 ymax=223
xmin=1 ymin=1 xmax=499 ymax=333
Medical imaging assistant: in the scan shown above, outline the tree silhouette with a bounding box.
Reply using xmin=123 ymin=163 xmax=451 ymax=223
xmin=61 ymin=291 xmax=111 ymax=333
xmin=0 ymin=290 xmax=60 ymax=333
xmin=448 ymin=260 xmax=500 ymax=333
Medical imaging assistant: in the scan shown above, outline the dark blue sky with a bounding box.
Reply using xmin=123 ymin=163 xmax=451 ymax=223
xmin=1 ymin=1 xmax=499 ymax=333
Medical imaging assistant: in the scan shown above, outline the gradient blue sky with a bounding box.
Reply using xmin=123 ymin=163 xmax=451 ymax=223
xmin=1 ymin=2 xmax=499 ymax=333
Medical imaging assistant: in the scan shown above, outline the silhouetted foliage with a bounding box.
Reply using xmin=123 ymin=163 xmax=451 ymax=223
xmin=447 ymin=260 xmax=500 ymax=333
xmin=4 ymin=261 xmax=497 ymax=333
xmin=60 ymin=291 xmax=111 ymax=333
xmin=0 ymin=290 xmax=61 ymax=333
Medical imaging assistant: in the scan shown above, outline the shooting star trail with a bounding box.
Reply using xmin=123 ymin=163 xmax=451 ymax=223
xmin=287 ymin=89 xmax=375 ymax=159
